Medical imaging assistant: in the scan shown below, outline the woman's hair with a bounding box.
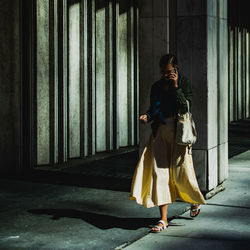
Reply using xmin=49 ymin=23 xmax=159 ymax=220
xmin=159 ymin=54 xmax=178 ymax=69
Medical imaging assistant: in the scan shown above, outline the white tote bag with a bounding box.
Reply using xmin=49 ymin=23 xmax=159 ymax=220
xmin=175 ymin=99 xmax=197 ymax=145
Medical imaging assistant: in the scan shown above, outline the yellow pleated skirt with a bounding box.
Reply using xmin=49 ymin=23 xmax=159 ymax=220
xmin=129 ymin=116 xmax=206 ymax=208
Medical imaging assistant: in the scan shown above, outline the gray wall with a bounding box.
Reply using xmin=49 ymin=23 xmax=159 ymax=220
xmin=0 ymin=0 xmax=21 ymax=173
xmin=34 ymin=0 xmax=139 ymax=166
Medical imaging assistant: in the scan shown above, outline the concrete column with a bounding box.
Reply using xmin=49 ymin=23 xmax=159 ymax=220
xmin=0 ymin=0 xmax=20 ymax=173
xmin=217 ymin=0 xmax=228 ymax=184
xmin=37 ymin=0 xmax=50 ymax=165
xmin=118 ymin=2 xmax=128 ymax=147
xmin=96 ymin=2 xmax=107 ymax=151
xmin=176 ymin=0 xmax=228 ymax=192
xmin=68 ymin=1 xmax=80 ymax=158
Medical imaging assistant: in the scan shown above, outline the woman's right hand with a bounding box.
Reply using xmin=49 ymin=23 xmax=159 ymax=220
xmin=139 ymin=114 xmax=148 ymax=124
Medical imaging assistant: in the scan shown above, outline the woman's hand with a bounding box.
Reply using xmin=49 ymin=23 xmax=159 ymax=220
xmin=139 ymin=114 xmax=148 ymax=124
xmin=169 ymin=71 xmax=178 ymax=88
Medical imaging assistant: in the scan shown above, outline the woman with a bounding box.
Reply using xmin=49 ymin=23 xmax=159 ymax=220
xmin=129 ymin=54 xmax=206 ymax=233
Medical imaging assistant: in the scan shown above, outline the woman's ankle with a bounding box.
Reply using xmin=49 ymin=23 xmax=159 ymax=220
xmin=160 ymin=218 xmax=168 ymax=222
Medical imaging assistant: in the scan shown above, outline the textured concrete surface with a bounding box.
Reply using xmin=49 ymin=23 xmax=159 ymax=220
xmin=124 ymin=150 xmax=250 ymax=250
xmin=228 ymin=119 xmax=250 ymax=158
xmin=0 ymin=151 xmax=190 ymax=250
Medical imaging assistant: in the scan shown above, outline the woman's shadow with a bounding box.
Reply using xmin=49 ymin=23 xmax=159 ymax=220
xmin=28 ymin=206 xmax=193 ymax=230
xmin=28 ymin=208 xmax=157 ymax=230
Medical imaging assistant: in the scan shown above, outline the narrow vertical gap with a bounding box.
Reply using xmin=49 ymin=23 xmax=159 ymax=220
xmin=66 ymin=0 xmax=70 ymax=161
xmin=54 ymin=0 xmax=59 ymax=163
xmin=234 ymin=27 xmax=238 ymax=121
xmin=105 ymin=1 xmax=113 ymax=151
xmin=243 ymin=28 xmax=246 ymax=119
xmin=58 ymin=0 xmax=68 ymax=163
xmin=112 ymin=0 xmax=119 ymax=150
xmin=80 ymin=0 xmax=86 ymax=157
xmin=83 ymin=0 xmax=88 ymax=156
xmin=133 ymin=0 xmax=139 ymax=146
xmin=33 ymin=0 xmax=38 ymax=166
xmin=87 ymin=0 xmax=96 ymax=155
xmin=127 ymin=0 xmax=132 ymax=146
xmin=49 ymin=0 xmax=55 ymax=165
xmin=58 ymin=0 xmax=63 ymax=163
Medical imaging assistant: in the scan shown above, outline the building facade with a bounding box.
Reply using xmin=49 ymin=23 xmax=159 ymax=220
xmin=0 ymin=0 xmax=249 ymax=194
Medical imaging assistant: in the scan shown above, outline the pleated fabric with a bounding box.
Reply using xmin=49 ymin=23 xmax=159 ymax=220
xmin=130 ymin=116 xmax=206 ymax=208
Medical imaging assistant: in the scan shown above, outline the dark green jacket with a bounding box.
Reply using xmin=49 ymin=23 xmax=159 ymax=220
xmin=144 ymin=72 xmax=193 ymax=137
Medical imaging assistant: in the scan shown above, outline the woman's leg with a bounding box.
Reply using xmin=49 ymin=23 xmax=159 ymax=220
xmin=151 ymin=204 xmax=169 ymax=231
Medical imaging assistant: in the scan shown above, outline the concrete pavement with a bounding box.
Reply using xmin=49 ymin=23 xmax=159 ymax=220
xmin=0 ymin=150 xmax=190 ymax=250
xmin=124 ymin=150 xmax=250 ymax=250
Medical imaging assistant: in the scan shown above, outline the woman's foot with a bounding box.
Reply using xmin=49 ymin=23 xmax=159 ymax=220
xmin=190 ymin=204 xmax=201 ymax=217
xmin=151 ymin=219 xmax=168 ymax=232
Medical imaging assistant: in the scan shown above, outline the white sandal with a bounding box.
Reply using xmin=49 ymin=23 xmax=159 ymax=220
xmin=150 ymin=219 xmax=168 ymax=233
xmin=190 ymin=204 xmax=201 ymax=217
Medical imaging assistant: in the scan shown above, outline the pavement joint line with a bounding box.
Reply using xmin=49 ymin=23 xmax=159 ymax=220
xmin=154 ymin=234 xmax=249 ymax=242
xmin=200 ymin=203 xmax=250 ymax=210
xmin=116 ymin=230 xmax=151 ymax=249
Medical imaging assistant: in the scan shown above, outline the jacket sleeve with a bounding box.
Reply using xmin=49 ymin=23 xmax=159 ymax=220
xmin=144 ymin=83 xmax=166 ymax=124
xmin=174 ymin=77 xmax=192 ymax=114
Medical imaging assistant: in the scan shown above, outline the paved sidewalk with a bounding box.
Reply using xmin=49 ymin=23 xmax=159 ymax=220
xmin=124 ymin=150 xmax=250 ymax=250
xmin=0 ymin=150 xmax=190 ymax=250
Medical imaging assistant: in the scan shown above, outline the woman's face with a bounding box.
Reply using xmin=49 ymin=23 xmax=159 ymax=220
xmin=160 ymin=64 xmax=176 ymax=79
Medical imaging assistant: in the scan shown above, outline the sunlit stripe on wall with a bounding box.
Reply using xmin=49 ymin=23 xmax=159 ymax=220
xmin=69 ymin=0 xmax=81 ymax=158
xmin=36 ymin=0 xmax=50 ymax=165
xmin=96 ymin=1 xmax=107 ymax=152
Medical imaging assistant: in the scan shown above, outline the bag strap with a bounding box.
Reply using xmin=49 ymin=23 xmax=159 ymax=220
xmin=186 ymin=99 xmax=190 ymax=113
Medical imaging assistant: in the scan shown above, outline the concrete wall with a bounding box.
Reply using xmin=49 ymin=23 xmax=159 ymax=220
xmin=34 ymin=0 xmax=139 ymax=166
xmin=0 ymin=0 xmax=20 ymax=173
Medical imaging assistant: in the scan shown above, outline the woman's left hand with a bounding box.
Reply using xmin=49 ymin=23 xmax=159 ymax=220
xmin=169 ymin=71 xmax=178 ymax=88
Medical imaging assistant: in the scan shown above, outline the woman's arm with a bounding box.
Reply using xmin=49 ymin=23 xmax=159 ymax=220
xmin=174 ymin=77 xmax=192 ymax=114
